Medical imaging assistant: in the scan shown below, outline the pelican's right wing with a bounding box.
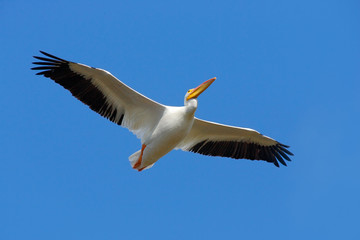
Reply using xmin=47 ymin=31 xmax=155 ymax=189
xmin=31 ymin=51 xmax=165 ymax=139
xmin=177 ymin=118 xmax=293 ymax=167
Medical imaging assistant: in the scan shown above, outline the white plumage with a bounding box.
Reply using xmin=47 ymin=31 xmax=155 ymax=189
xmin=32 ymin=51 xmax=293 ymax=171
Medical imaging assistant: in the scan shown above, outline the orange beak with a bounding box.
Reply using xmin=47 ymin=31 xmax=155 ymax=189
xmin=186 ymin=77 xmax=216 ymax=101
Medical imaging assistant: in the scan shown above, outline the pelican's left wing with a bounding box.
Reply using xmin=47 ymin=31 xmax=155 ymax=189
xmin=177 ymin=118 xmax=293 ymax=167
xmin=31 ymin=51 xmax=165 ymax=139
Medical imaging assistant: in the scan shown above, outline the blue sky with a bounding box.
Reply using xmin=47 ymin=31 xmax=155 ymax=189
xmin=1 ymin=0 xmax=359 ymax=239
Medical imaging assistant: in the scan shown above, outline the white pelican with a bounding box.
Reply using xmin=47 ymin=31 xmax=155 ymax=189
xmin=32 ymin=51 xmax=293 ymax=171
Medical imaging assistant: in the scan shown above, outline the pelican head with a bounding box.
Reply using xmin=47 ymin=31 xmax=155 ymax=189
xmin=184 ymin=77 xmax=216 ymax=105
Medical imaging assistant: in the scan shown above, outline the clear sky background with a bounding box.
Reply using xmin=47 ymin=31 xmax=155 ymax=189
xmin=1 ymin=0 xmax=359 ymax=239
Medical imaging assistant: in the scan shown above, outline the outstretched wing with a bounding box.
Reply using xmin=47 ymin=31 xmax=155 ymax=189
xmin=177 ymin=118 xmax=293 ymax=167
xmin=31 ymin=51 xmax=165 ymax=139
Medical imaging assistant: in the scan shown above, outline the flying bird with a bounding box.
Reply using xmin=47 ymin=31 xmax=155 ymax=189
xmin=32 ymin=51 xmax=293 ymax=171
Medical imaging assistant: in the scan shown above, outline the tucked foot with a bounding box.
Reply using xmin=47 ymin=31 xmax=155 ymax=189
xmin=133 ymin=144 xmax=146 ymax=170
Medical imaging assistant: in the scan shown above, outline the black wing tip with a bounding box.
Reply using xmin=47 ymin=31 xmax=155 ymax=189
xmin=275 ymin=160 xmax=287 ymax=167
xmin=278 ymin=142 xmax=294 ymax=154
xmin=31 ymin=51 xmax=71 ymax=74
xmin=279 ymin=142 xmax=290 ymax=148
xmin=188 ymin=139 xmax=294 ymax=168
xmin=32 ymin=50 xmax=48 ymax=60
xmin=39 ymin=50 xmax=64 ymax=60
xmin=31 ymin=53 xmax=126 ymax=126
xmin=271 ymin=142 xmax=294 ymax=167
xmin=278 ymin=143 xmax=294 ymax=154
xmin=32 ymin=50 xmax=68 ymax=63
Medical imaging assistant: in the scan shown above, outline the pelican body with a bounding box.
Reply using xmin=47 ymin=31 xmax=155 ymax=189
xmin=32 ymin=51 xmax=293 ymax=171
